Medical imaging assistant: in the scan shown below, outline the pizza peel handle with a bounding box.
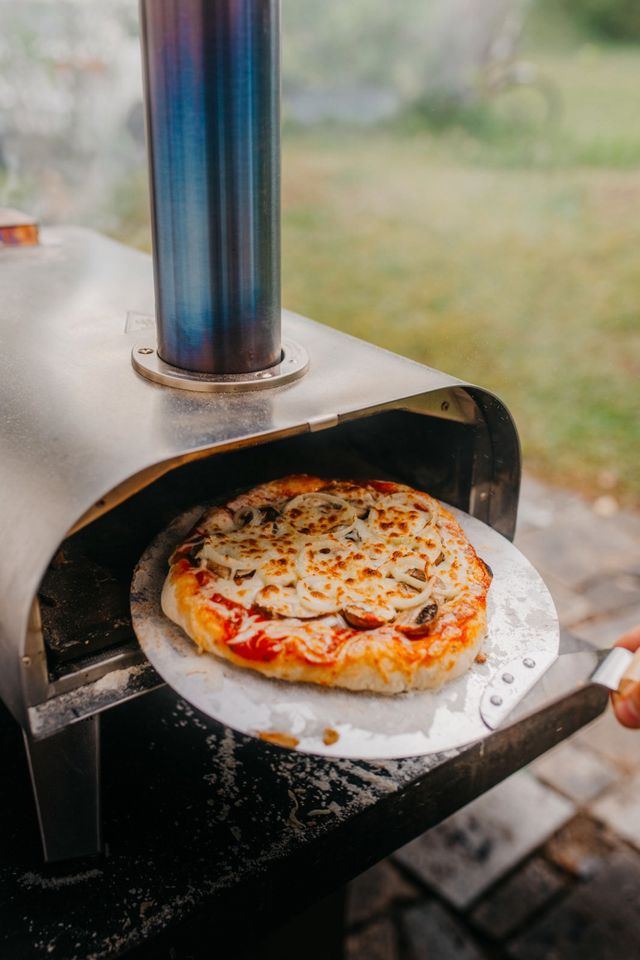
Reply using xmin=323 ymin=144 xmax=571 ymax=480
xmin=131 ymin=504 xmax=560 ymax=761
xmin=617 ymin=647 xmax=640 ymax=696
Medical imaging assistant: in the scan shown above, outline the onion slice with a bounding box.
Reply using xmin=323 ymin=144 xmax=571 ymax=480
xmin=283 ymin=493 xmax=357 ymax=536
xmin=297 ymin=576 xmax=343 ymax=614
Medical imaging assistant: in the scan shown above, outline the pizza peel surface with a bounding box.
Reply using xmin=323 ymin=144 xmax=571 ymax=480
xmin=161 ymin=476 xmax=492 ymax=694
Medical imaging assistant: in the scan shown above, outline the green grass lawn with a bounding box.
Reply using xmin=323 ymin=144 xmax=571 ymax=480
xmin=103 ymin=41 xmax=639 ymax=507
xmin=281 ymin=136 xmax=640 ymax=506
xmin=279 ymin=46 xmax=640 ymax=507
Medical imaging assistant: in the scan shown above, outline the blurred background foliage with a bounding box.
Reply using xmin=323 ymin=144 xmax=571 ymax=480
xmin=0 ymin=0 xmax=638 ymax=506
xmin=557 ymin=0 xmax=640 ymax=41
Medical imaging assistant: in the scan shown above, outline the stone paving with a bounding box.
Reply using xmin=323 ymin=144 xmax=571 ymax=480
xmin=345 ymin=475 xmax=640 ymax=960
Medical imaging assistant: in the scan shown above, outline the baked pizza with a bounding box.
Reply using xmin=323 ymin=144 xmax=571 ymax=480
xmin=161 ymin=476 xmax=492 ymax=694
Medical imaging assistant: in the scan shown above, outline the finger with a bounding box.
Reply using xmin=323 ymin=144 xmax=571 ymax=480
xmin=614 ymin=625 xmax=640 ymax=653
xmin=612 ymin=682 xmax=640 ymax=729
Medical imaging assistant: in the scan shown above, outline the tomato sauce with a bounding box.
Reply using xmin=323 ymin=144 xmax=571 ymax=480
xmin=369 ymin=479 xmax=397 ymax=494
xmin=195 ymin=593 xmax=280 ymax=660
xmin=202 ymin=592 xmax=242 ymax=641
xmin=230 ymin=631 xmax=281 ymax=663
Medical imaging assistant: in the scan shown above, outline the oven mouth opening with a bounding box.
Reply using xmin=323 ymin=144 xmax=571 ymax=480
xmin=37 ymin=409 xmax=478 ymax=687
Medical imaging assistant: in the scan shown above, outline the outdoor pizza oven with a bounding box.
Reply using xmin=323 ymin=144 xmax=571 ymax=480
xmin=0 ymin=0 xmax=520 ymax=862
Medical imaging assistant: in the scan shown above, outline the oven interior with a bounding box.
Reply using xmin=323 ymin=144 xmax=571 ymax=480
xmin=39 ymin=409 xmax=485 ymax=688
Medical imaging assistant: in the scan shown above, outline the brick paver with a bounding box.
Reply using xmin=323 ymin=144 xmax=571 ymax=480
xmin=345 ymin=474 xmax=640 ymax=959
xmin=574 ymin=709 xmax=640 ymax=771
xmin=393 ymin=772 xmax=574 ymax=909
xmin=579 ymin=570 xmax=640 ymax=619
xmin=470 ymin=857 xmax=567 ymax=941
xmin=572 ymin=604 xmax=640 ymax=649
xmin=531 ymin=740 xmax=618 ymax=803
xmin=591 ymin=772 xmax=640 ymax=851
xmin=544 ymin=814 xmax=617 ymax=879
xmin=347 ymin=860 xmax=420 ymax=928
xmin=346 ymin=917 xmax=399 ymax=960
xmin=400 ymin=902 xmax=485 ymax=960
xmin=507 ymin=850 xmax=640 ymax=960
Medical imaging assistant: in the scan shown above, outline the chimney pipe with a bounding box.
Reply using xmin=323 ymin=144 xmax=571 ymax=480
xmin=139 ymin=0 xmax=281 ymax=375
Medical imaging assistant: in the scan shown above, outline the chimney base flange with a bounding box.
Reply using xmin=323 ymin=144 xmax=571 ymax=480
xmin=131 ymin=338 xmax=309 ymax=394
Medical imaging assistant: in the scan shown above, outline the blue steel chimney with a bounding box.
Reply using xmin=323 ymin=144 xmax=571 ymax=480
xmin=139 ymin=0 xmax=281 ymax=374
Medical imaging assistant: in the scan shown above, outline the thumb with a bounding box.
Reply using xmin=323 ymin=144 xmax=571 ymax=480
xmin=615 ymin=625 xmax=640 ymax=653
xmin=612 ymin=627 xmax=640 ymax=728
xmin=613 ymin=680 xmax=640 ymax=729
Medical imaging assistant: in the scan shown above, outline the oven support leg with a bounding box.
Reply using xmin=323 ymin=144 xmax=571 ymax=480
xmin=258 ymin=886 xmax=346 ymax=960
xmin=23 ymin=715 xmax=102 ymax=862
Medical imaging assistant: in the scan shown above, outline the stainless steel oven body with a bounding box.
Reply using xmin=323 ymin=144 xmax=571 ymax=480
xmin=0 ymin=226 xmax=519 ymax=859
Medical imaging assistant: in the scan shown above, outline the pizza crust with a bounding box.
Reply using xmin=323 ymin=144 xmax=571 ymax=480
xmin=161 ymin=476 xmax=492 ymax=694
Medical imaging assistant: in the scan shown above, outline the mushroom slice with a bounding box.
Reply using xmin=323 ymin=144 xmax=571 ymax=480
xmin=232 ymin=504 xmax=283 ymax=530
xmin=233 ymin=569 xmax=256 ymax=584
xmin=205 ymin=559 xmax=232 ymax=579
xmin=342 ymin=604 xmax=395 ymax=631
xmin=396 ymin=602 xmax=439 ymax=638
xmin=384 ymin=554 xmax=428 ymax=586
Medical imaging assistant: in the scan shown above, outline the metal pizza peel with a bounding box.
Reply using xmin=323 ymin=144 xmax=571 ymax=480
xmin=130 ymin=504 xmax=561 ymax=759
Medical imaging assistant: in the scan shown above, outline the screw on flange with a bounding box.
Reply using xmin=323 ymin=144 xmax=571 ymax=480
xmin=523 ymin=658 xmax=536 ymax=668
xmin=490 ymin=694 xmax=503 ymax=706
xmin=441 ymin=400 xmax=450 ymax=411
xmin=502 ymin=673 xmax=514 ymax=684
xmin=138 ymin=347 xmax=154 ymax=355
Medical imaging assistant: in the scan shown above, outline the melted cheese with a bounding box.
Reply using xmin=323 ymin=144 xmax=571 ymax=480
xmin=192 ymin=488 xmax=471 ymax=621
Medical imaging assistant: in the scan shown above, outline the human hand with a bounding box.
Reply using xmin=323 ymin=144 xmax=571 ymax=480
xmin=611 ymin=626 xmax=640 ymax=729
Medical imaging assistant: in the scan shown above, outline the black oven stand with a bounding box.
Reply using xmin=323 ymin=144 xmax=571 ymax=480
xmin=2 ymin=632 xmax=606 ymax=960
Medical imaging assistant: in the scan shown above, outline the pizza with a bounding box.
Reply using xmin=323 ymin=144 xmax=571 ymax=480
xmin=160 ymin=476 xmax=492 ymax=694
